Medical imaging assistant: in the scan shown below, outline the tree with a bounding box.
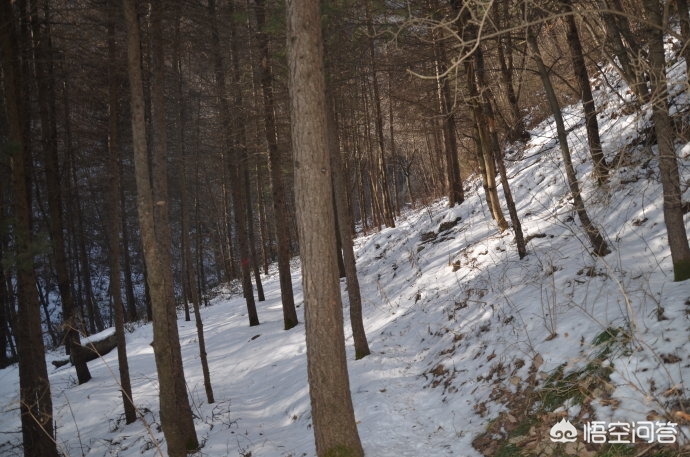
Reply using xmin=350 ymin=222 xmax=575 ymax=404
xmin=526 ymin=18 xmax=610 ymax=257
xmin=122 ymin=0 xmax=199 ymax=454
xmin=286 ymin=0 xmax=365 ymax=455
xmin=596 ymin=0 xmax=648 ymax=102
xmin=327 ymin=95 xmax=371 ymax=359
xmin=174 ymin=10 xmax=214 ymax=403
xmin=208 ymin=0 xmax=260 ymax=327
xmin=106 ymin=0 xmax=136 ymax=423
xmin=643 ymin=0 xmax=690 ymax=281
xmin=473 ymin=42 xmax=526 ymax=258
xmin=0 ymin=1 xmax=59 ymax=455
xmin=428 ymin=0 xmax=465 ymax=207
xmin=254 ymin=0 xmax=299 ymax=330
xmin=365 ymin=0 xmax=397 ymax=226
xmin=29 ymin=0 xmax=92 ymax=383
xmin=563 ymin=1 xmax=608 ymax=183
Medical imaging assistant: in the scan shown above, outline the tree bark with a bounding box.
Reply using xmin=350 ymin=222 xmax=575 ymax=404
xmin=254 ymin=0 xmax=298 ymax=329
xmin=245 ymin=167 xmax=266 ymax=302
xmin=123 ymin=0 xmax=200 ymax=454
xmin=527 ymin=24 xmax=610 ymax=257
xmin=465 ymin=57 xmax=509 ymax=231
xmin=495 ymin=0 xmax=528 ymax=142
xmin=643 ymin=0 xmax=690 ymax=280
xmin=209 ymin=0 xmax=260 ymax=326
xmin=0 ymin=1 xmax=59 ymax=454
xmin=286 ymin=0 xmax=365 ymax=455
xmin=365 ymin=1 xmax=396 ymax=227
xmin=327 ymin=94 xmax=371 ymax=359
xmin=676 ymin=0 xmax=690 ymax=88
xmin=563 ymin=1 xmax=608 ymax=183
xmin=431 ymin=31 xmax=464 ymax=207
xmin=30 ymin=0 xmax=92 ymax=383
xmin=106 ymin=2 xmax=136 ymax=422
xmin=597 ymin=0 xmax=648 ymax=101
xmin=473 ymin=43 xmax=526 ymax=258
xmin=119 ymin=160 xmax=138 ymax=322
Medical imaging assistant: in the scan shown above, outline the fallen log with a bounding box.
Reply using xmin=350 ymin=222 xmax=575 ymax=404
xmin=51 ymin=328 xmax=118 ymax=368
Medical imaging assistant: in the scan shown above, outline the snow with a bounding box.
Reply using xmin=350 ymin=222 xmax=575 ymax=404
xmin=2 ymin=60 xmax=690 ymax=457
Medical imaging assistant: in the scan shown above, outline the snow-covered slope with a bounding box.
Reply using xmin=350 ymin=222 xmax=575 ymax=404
xmin=1 ymin=63 xmax=689 ymax=457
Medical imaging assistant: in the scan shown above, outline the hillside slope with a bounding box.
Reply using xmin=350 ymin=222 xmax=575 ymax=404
xmin=1 ymin=60 xmax=690 ymax=457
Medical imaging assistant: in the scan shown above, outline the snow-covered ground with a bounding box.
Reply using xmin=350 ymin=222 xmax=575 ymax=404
xmin=1 ymin=59 xmax=690 ymax=457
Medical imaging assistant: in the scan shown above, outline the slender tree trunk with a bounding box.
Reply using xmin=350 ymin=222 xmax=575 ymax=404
xmin=106 ymin=2 xmax=136 ymax=422
xmin=36 ymin=279 xmax=58 ymax=347
xmin=123 ymin=0 xmax=200 ymax=454
xmin=495 ymin=0 xmax=528 ymax=142
xmin=30 ymin=0 xmax=91 ymax=382
xmin=365 ymin=2 xmax=396 ymax=227
xmin=361 ymin=73 xmax=385 ymax=229
xmin=245 ymin=167 xmax=266 ymax=301
xmin=174 ymin=16 xmax=215 ymax=401
xmin=62 ymin=82 xmax=86 ymax=330
xmin=644 ymin=0 xmax=690 ymax=280
xmin=119 ymin=160 xmax=138 ymax=322
xmin=228 ymin=0 xmax=260 ymax=323
xmin=0 ymin=1 xmax=58 ymax=454
xmin=0 ymin=236 xmax=10 ymax=368
xmin=431 ymin=35 xmax=464 ymax=207
xmin=473 ymin=44 xmax=526 ymax=258
xmin=466 ymin=59 xmax=508 ymax=231
xmin=430 ymin=0 xmax=464 ymax=206
xmin=256 ymin=160 xmax=271 ymax=275
xmin=327 ymin=95 xmax=371 ymax=359
xmin=527 ymin=25 xmax=610 ymax=257
xmin=597 ymin=0 xmax=648 ymax=101
xmin=75 ymin=192 xmax=103 ymax=333
xmin=563 ymin=1 xmax=608 ymax=183
xmin=676 ymin=0 xmax=690 ymax=88
xmin=286 ymin=0 xmax=364 ymax=454
xmin=387 ymin=74 xmax=401 ymax=214
xmin=209 ymin=0 xmax=259 ymax=326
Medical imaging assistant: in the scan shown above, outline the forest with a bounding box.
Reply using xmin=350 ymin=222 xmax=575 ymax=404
xmin=1 ymin=0 xmax=689 ymax=456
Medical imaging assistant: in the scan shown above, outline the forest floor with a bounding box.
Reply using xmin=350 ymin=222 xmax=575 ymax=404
xmin=2 ymin=50 xmax=690 ymax=457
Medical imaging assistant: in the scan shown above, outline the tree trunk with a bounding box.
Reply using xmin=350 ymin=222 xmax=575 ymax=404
xmin=149 ymin=0 xmax=177 ymax=309
xmin=286 ymin=0 xmax=365 ymax=454
xmin=366 ymin=2 xmax=396 ymax=227
xmin=209 ymin=0 xmax=259 ymax=326
xmin=123 ymin=0 xmax=200 ymax=454
xmin=563 ymin=1 xmax=608 ymax=183
xmin=106 ymin=2 xmax=136 ymax=422
xmin=387 ymin=74 xmax=401 ymax=214
xmin=245 ymin=167 xmax=266 ymax=302
xmin=174 ymin=17 xmax=215 ymax=402
xmin=644 ymin=0 xmax=690 ymax=280
xmin=597 ymin=0 xmax=648 ymax=101
xmin=0 ymin=237 xmax=11 ymax=368
xmin=119 ymin=159 xmax=138 ymax=322
xmin=676 ymin=0 xmax=690 ymax=88
xmin=75 ymin=192 xmax=103 ymax=334
xmin=473 ymin=44 xmax=526 ymax=258
xmin=466 ymin=59 xmax=509 ymax=231
xmin=429 ymin=0 xmax=464 ymax=206
xmin=0 ymin=1 xmax=59 ymax=454
xmin=527 ymin=25 xmax=610 ymax=257
xmin=30 ymin=0 xmax=91 ymax=383
xmin=432 ymin=35 xmax=464 ymax=207
xmin=495 ymin=0 xmax=528 ymax=142
xmin=327 ymin=96 xmax=371 ymax=359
